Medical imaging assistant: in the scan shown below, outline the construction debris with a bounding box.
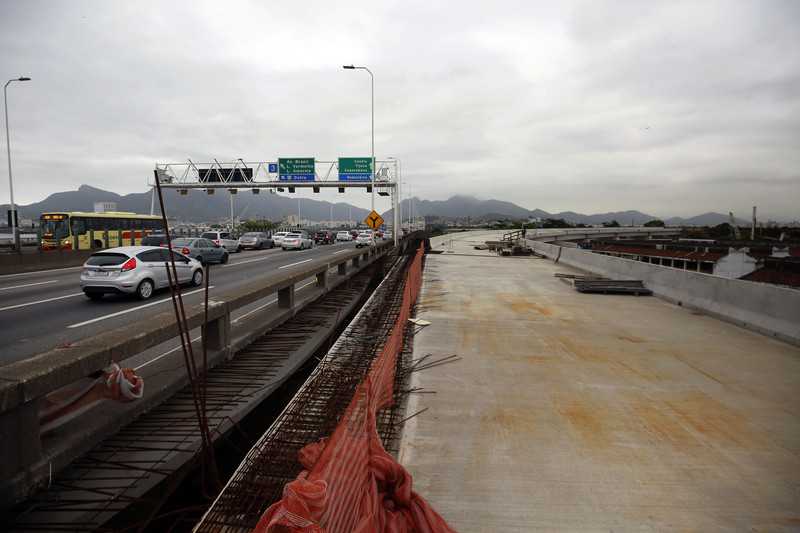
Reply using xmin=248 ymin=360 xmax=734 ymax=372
xmin=573 ymin=279 xmax=653 ymax=296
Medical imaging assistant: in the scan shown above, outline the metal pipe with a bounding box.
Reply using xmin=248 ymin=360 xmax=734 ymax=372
xmin=4 ymin=77 xmax=30 ymax=251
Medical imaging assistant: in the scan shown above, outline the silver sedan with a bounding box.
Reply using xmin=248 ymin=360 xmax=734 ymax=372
xmin=81 ymin=246 xmax=204 ymax=300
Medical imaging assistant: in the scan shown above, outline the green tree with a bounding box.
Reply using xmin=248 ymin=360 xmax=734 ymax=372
xmin=644 ymin=219 xmax=665 ymax=227
xmin=603 ymin=220 xmax=621 ymax=228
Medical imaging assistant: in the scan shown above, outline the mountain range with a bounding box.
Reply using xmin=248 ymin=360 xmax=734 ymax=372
xmin=2 ymin=186 xmax=750 ymax=227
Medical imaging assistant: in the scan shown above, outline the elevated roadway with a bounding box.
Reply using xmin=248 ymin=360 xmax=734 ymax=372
xmin=0 ymin=242 xmax=368 ymax=365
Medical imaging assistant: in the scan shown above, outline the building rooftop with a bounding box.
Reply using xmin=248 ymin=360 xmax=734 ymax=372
xmin=399 ymin=231 xmax=800 ymax=531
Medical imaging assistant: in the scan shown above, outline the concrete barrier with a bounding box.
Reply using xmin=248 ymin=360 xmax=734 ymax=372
xmin=530 ymin=241 xmax=800 ymax=346
xmin=0 ymin=249 xmax=95 ymax=275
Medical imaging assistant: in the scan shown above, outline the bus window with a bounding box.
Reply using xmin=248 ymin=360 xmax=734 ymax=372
xmin=71 ymin=217 xmax=87 ymax=236
xmin=40 ymin=217 xmax=69 ymax=240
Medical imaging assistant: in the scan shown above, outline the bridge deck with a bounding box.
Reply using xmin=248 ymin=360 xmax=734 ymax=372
xmin=399 ymin=231 xmax=800 ymax=532
xmin=5 ymin=270 xmax=375 ymax=531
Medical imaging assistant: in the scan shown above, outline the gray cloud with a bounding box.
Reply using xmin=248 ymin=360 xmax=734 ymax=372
xmin=1 ymin=0 xmax=799 ymax=219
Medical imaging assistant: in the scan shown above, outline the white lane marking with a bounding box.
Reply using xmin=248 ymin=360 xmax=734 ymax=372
xmin=222 ymin=254 xmax=278 ymax=268
xmin=0 ymin=265 xmax=83 ymax=279
xmin=332 ymin=249 xmax=348 ymax=255
xmin=66 ymin=286 xmax=215 ymax=329
xmin=0 ymin=292 xmax=84 ymax=312
xmin=278 ymin=258 xmax=313 ymax=269
xmin=0 ymin=279 xmax=58 ymax=291
xmin=134 ymin=335 xmax=203 ymax=371
xmin=231 ymin=281 xmax=315 ymax=324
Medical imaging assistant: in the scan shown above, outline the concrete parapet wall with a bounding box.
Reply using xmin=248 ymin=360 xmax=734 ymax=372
xmin=530 ymin=241 xmax=800 ymax=346
xmin=0 ymin=250 xmax=96 ymax=275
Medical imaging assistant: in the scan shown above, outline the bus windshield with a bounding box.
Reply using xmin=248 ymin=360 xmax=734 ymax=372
xmin=40 ymin=217 xmax=69 ymax=240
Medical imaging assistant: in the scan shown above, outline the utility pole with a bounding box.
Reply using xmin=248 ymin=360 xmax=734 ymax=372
xmin=4 ymin=76 xmax=31 ymax=251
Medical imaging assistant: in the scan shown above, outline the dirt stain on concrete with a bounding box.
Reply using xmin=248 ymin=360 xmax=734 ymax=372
xmin=480 ymin=407 xmax=536 ymax=436
xmin=556 ymin=398 xmax=609 ymax=448
xmin=665 ymin=392 xmax=754 ymax=448
xmin=558 ymin=336 xmax=607 ymax=363
xmin=617 ymin=334 xmax=646 ymax=343
xmin=630 ymin=397 xmax=701 ymax=450
xmin=496 ymin=293 xmax=553 ymax=317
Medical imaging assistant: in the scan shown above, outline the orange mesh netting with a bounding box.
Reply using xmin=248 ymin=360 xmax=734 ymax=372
xmin=253 ymin=245 xmax=455 ymax=533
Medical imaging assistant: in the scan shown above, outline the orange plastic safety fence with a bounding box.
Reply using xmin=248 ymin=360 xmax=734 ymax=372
xmin=254 ymin=245 xmax=455 ymax=533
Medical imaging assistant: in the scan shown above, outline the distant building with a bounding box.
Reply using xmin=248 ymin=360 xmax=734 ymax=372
xmin=94 ymin=202 xmax=117 ymax=213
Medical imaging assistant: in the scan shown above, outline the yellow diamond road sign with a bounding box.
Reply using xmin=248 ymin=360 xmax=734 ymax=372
xmin=364 ymin=210 xmax=384 ymax=229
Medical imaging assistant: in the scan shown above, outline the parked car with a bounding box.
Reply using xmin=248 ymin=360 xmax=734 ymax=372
xmin=282 ymin=231 xmax=314 ymax=250
xmin=81 ymin=246 xmax=203 ymax=301
xmin=336 ymin=231 xmax=353 ymax=242
xmin=141 ymin=233 xmax=170 ymax=247
xmin=170 ymin=237 xmax=229 ymax=265
xmin=201 ymin=231 xmax=240 ymax=253
xmin=355 ymin=231 xmax=375 ymax=248
xmin=272 ymin=231 xmax=290 ymax=246
xmin=314 ymin=231 xmax=334 ymax=245
xmin=238 ymin=232 xmax=273 ymax=250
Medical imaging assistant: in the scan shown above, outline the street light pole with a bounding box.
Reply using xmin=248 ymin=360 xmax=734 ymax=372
xmin=343 ymin=65 xmax=375 ymax=241
xmin=4 ymin=76 xmax=31 ymax=251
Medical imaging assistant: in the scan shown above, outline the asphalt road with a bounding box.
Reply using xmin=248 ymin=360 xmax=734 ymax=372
xmin=0 ymin=241 xmax=366 ymax=365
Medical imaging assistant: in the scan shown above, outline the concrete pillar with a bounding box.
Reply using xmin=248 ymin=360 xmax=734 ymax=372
xmin=338 ymin=262 xmax=347 ymax=275
xmin=278 ymin=284 xmax=294 ymax=309
xmin=316 ymin=269 xmax=328 ymax=289
xmin=353 ymin=256 xmax=360 ymax=268
xmin=0 ymin=400 xmax=43 ymax=480
xmin=204 ymin=315 xmax=230 ymax=352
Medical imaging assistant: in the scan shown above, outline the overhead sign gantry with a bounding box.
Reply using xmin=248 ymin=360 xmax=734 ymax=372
xmin=149 ymin=158 xmax=402 ymax=244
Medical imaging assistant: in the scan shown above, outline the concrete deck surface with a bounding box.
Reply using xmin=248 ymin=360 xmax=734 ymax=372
xmin=399 ymin=231 xmax=800 ymax=532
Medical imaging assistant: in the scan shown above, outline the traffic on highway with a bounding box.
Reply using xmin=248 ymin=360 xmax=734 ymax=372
xmin=0 ymin=236 xmax=390 ymax=365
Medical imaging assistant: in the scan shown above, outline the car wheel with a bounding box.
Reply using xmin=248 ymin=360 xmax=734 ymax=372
xmin=136 ymin=279 xmax=154 ymax=300
xmin=191 ymin=269 xmax=203 ymax=287
xmin=221 ymin=252 xmax=229 ymax=264
xmin=237 ymin=245 xmax=242 ymax=253
xmin=85 ymin=292 xmax=103 ymax=301
xmin=258 ymin=242 xmax=264 ymax=250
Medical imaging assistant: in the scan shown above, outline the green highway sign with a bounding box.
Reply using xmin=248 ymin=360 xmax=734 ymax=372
xmin=338 ymin=157 xmax=373 ymax=182
xmin=278 ymin=158 xmax=315 ymax=181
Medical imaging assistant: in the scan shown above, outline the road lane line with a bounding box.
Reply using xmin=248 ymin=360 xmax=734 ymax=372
xmin=222 ymin=254 xmax=280 ymax=268
xmin=231 ymin=281 xmax=315 ymax=324
xmin=134 ymin=335 xmax=203 ymax=371
xmin=332 ymin=249 xmax=349 ymax=255
xmin=0 ymin=265 xmax=83 ymax=279
xmin=67 ymin=286 xmax=215 ymax=329
xmin=0 ymin=280 xmax=58 ymax=291
xmin=0 ymin=292 xmax=84 ymax=312
xmin=278 ymin=259 xmax=313 ymax=269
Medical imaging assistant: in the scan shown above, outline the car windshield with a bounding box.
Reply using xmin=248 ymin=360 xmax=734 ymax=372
xmin=172 ymin=238 xmax=194 ymax=246
xmin=86 ymin=252 xmax=129 ymax=266
xmin=286 ymin=234 xmax=301 ymax=238
xmin=200 ymin=232 xmax=217 ymax=239
xmin=243 ymin=232 xmax=261 ymax=237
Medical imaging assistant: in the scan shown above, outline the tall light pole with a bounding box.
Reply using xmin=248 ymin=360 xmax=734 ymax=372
xmin=342 ymin=65 xmax=375 ymax=240
xmin=387 ymin=157 xmax=401 ymax=244
xmin=4 ymin=76 xmax=31 ymax=251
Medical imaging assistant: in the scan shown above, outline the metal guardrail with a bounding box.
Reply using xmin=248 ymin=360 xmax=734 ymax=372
xmin=527 ymin=227 xmax=680 ymax=242
xmin=0 ymin=239 xmax=395 ymax=506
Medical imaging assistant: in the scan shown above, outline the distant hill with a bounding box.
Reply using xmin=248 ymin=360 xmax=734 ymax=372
xmin=1 ymin=185 xmax=371 ymax=224
xmin=2 ymin=187 xmax=758 ymax=227
xmin=664 ymin=212 xmax=748 ymax=226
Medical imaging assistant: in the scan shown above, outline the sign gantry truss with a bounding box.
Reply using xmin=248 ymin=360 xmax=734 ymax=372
xmin=149 ymin=159 xmax=397 ymax=190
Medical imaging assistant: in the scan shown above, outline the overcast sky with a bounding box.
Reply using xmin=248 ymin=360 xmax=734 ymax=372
xmin=1 ymin=0 xmax=798 ymax=219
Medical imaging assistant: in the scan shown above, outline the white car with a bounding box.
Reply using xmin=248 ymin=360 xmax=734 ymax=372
xmin=272 ymin=231 xmax=290 ymax=246
xmin=201 ymin=231 xmax=240 ymax=253
xmin=81 ymin=246 xmax=203 ymax=300
xmin=336 ymin=231 xmax=353 ymax=242
xmin=383 ymin=230 xmax=393 ymax=240
xmin=282 ymin=231 xmax=314 ymax=250
xmin=355 ymin=231 xmax=375 ymax=248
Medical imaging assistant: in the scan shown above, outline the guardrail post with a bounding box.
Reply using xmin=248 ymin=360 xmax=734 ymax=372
xmin=278 ymin=284 xmax=294 ymax=308
xmin=316 ymin=269 xmax=328 ymax=289
xmin=338 ymin=262 xmax=347 ymax=275
xmin=0 ymin=399 xmax=43 ymax=481
xmin=204 ymin=314 xmax=230 ymax=352
xmin=352 ymin=256 xmax=360 ymax=268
